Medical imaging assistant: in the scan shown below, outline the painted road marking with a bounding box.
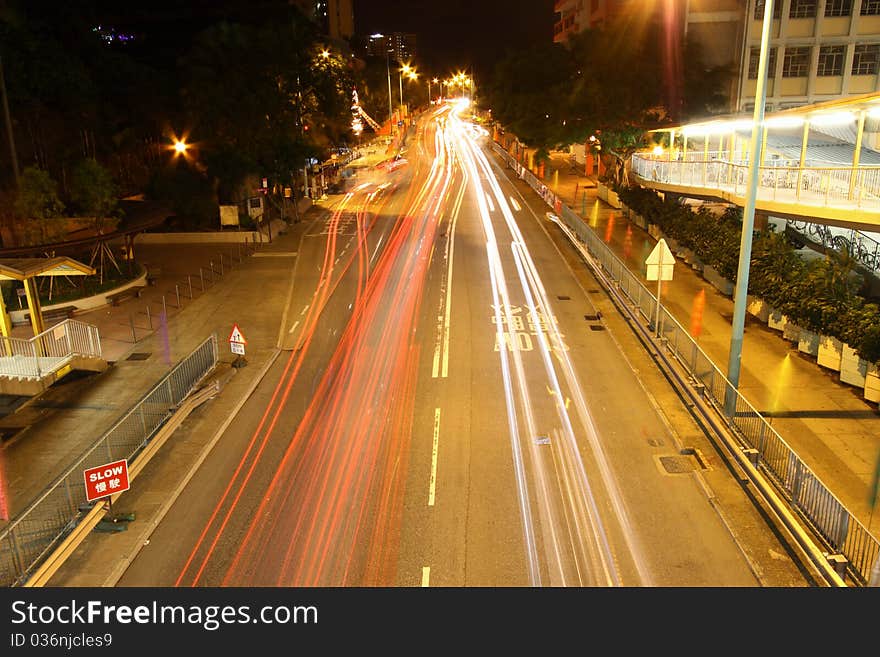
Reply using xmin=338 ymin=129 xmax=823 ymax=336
xmin=431 ymin=181 xmax=464 ymax=378
xmin=509 ymin=196 xmax=521 ymax=211
xmin=428 ymin=408 xmax=440 ymax=506
xmin=421 ymin=566 xmax=430 ymax=587
xmin=487 ymin=195 xmax=495 ymax=212
xmin=288 ymin=320 xmax=300 ymax=334
xmin=300 ymin=305 xmax=310 ymax=316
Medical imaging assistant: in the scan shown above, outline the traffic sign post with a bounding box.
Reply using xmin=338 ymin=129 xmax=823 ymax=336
xmin=645 ymin=238 xmax=675 ymax=337
xmin=229 ymin=323 xmax=247 ymax=367
xmin=83 ymin=458 xmax=130 ymax=504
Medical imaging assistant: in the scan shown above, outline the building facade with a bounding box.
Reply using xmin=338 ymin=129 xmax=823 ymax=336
xmin=358 ymin=32 xmax=417 ymax=63
xmin=738 ymin=0 xmax=880 ymax=112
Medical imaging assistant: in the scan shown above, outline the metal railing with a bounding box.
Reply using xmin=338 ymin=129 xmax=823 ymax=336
xmin=631 ymin=152 xmax=880 ymax=211
xmin=0 ymin=334 xmax=219 ymax=587
xmin=495 ymin=141 xmax=880 ymax=585
xmin=786 ymin=220 xmax=880 ymax=273
xmin=0 ymin=319 xmax=102 ymax=379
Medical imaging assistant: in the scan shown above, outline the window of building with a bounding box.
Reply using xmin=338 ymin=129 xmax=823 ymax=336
xmin=825 ymin=0 xmax=852 ymax=15
xmin=748 ymin=46 xmax=778 ymax=78
xmin=755 ymin=0 xmax=783 ymax=18
xmin=860 ymin=0 xmax=880 ymax=15
xmin=817 ymin=45 xmax=845 ymax=75
xmin=782 ymin=46 xmax=812 ymax=76
xmin=789 ymin=0 xmax=818 ymax=17
xmin=852 ymin=43 xmax=880 ymax=74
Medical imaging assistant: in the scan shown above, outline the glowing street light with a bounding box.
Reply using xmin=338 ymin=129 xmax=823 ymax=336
xmin=320 ymin=49 xmax=330 ymax=59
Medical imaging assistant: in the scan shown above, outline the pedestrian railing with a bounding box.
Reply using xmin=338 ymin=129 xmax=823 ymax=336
xmin=494 ymin=141 xmax=880 ymax=585
xmin=0 ymin=334 xmax=219 ymax=587
xmin=631 ymin=152 xmax=880 ymax=212
xmin=0 ymin=319 xmax=102 ymax=380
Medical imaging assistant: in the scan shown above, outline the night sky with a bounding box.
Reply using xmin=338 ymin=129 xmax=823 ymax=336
xmin=354 ymin=0 xmax=556 ymax=78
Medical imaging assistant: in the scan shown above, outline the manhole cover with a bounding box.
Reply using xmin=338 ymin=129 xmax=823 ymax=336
xmin=659 ymin=455 xmax=695 ymax=474
xmin=588 ymin=289 xmax=601 ymax=294
xmin=589 ymin=325 xmax=606 ymax=331
xmin=557 ymin=295 xmax=571 ymax=301
xmin=127 ymin=352 xmax=151 ymax=361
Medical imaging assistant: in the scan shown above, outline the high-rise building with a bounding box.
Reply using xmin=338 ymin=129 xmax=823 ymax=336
xmin=738 ymin=0 xmax=880 ymax=112
xmin=554 ymin=0 xmax=880 ymax=113
xmin=291 ymin=0 xmax=354 ymax=40
xmin=356 ymin=32 xmax=417 ymax=62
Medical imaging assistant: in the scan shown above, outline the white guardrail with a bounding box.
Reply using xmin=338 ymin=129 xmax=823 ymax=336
xmin=0 ymin=319 xmax=102 ymax=379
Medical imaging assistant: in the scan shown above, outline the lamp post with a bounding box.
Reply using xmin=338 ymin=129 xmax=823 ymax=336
xmin=399 ymin=63 xmax=411 ymax=110
xmin=724 ymin=0 xmax=774 ymax=416
xmin=386 ymin=49 xmax=394 ymax=132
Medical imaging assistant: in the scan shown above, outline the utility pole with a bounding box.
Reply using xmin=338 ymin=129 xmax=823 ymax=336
xmin=0 ymin=55 xmax=20 ymax=187
xmin=386 ymin=50 xmax=394 ymax=135
xmin=724 ymin=0 xmax=774 ymax=416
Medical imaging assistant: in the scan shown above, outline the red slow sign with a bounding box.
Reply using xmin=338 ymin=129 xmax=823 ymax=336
xmin=83 ymin=459 xmax=130 ymax=503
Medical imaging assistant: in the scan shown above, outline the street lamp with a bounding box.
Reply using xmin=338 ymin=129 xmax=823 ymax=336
xmin=430 ymin=77 xmax=438 ymax=104
xmin=399 ymin=63 xmax=412 ymax=109
xmin=724 ymin=0 xmax=774 ymax=415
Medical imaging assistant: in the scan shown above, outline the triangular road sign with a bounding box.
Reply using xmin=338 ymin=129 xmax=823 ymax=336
xmin=646 ymin=238 xmax=675 ymax=281
xmin=228 ymin=323 xmax=247 ymax=344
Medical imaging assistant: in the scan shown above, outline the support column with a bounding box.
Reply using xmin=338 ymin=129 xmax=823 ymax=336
xmin=0 ymin=287 xmax=11 ymax=356
xmin=23 ymin=277 xmax=44 ymax=337
xmin=796 ymin=119 xmax=810 ymax=200
xmin=849 ymin=110 xmax=866 ymax=199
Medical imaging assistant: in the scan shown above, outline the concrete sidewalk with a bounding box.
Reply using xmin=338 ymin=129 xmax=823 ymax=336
xmin=0 ymin=213 xmax=314 ymax=543
xmin=496 ymin=145 xmax=880 ymax=539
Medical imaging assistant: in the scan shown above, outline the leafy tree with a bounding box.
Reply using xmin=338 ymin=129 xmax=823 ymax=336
xmin=14 ymin=166 xmax=64 ymax=219
xmin=179 ymin=14 xmax=353 ymax=203
xmin=69 ymin=158 xmax=119 ymax=232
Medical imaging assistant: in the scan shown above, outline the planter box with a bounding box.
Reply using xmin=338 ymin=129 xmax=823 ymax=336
xmin=647 ymin=224 xmax=662 ymax=240
xmin=839 ymin=343 xmax=868 ymax=388
xmin=783 ymin=320 xmax=802 ymax=342
xmin=703 ymin=265 xmax=734 ymax=297
xmin=631 ymin=213 xmax=648 ymax=230
xmin=607 ymin=190 xmax=621 ymax=208
xmin=797 ymin=329 xmax=820 ymax=356
xmin=768 ymin=309 xmax=786 ymax=331
xmin=746 ymin=295 xmax=770 ymax=323
xmin=817 ymin=335 xmax=843 ymax=372
xmin=865 ymin=362 xmax=880 ymax=403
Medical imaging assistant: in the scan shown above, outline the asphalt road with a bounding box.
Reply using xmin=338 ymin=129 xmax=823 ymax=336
xmin=117 ymin=104 xmax=809 ymax=587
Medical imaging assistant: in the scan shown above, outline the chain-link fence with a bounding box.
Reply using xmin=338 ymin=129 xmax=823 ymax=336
xmin=0 ymin=334 xmax=218 ymax=587
xmin=494 ymin=142 xmax=880 ymax=585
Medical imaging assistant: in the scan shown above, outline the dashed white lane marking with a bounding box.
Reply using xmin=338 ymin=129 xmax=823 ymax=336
xmin=300 ymin=305 xmax=310 ymax=316
xmin=288 ymin=320 xmax=300 ymax=334
xmin=421 ymin=567 xmax=430 ymax=587
xmin=487 ymin=195 xmax=495 ymax=212
xmin=428 ymin=408 xmax=440 ymax=506
xmin=509 ymin=196 xmax=521 ymax=211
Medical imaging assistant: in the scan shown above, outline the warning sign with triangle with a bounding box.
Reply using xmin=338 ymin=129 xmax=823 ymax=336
xmin=228 ymin=323 xmax=247 ymax=344
xmin=645 ymin=238 xmax=675 ymax=281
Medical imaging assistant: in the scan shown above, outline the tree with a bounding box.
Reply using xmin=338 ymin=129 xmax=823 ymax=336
xmin=69 ymin=158 xmax=119 ymax=232
xmin=14 ymin=166 xmax=64 ymax=219
xmin=179 ymin=14 xmax=353 ymax=203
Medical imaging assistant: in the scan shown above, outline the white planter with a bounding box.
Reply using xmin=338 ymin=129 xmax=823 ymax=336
xmin=865 ymin=362 xmax=880 ymax=403
xmin=747 ymin=295 xmax=770 ymax=323
xmin=839 ymin=343 xmax=868 ymax=388
xmin=783 ymin=320 xmax=802 ymax=342
xmin=768 ymin=309 xmax=786 ymax=331
xmin=798 ymin=329 xmax=820 ymax=356
xmin=703 ymin=265 xmax=734 ymax=297
xmin=817 ymin=335 xmax=843 ymax=371
xmin=631 ymin=213 xmax=648 ymax=230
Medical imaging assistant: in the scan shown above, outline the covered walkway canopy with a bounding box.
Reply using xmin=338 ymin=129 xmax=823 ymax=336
xmin=633 ymin=92 xmax=880 ymax=231
xmin=0 ymin=257 xmax=95 ymax=338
